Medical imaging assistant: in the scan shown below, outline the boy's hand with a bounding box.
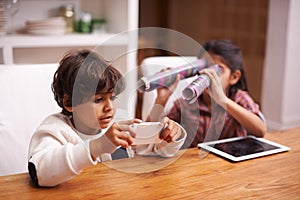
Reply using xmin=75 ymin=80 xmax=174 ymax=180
xmin=105 ymin=119 xmax=142 ymax=148
xmin=159 ymin=117 xmax=180 ymax=143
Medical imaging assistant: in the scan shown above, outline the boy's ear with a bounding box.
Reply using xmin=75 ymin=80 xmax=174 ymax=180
xmin=63 ymin=94 xmax=73 ymax=112
xmin=229 ymin=70 xmax=241 ymax=85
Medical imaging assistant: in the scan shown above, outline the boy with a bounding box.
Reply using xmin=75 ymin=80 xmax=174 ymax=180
xmin=28 ymin=50 xmax=186 ymax=187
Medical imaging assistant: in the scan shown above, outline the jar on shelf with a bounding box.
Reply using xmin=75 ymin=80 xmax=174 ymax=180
xmin=59 ymin=4 xmax=75 ymax=33
xmin=92 ymin=18 xmax=106 ymax=34
xmin=79 ymin=12 xmax=92 ymax=33
xmin=0 ymin=2 xmax=7 ymax=36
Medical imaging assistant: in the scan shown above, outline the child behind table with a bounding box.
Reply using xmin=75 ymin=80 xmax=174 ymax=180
xmin=148 ymin=39 xmax=266 ymax=148
xmin=28 ymin=49 xmax=186 ymax=187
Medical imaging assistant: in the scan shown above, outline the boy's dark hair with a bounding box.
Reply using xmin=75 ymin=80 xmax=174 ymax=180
xmin=198 ymin=39 xmax=248 ymax=97
xmin=52 ymin=49 xmax=126 ymax=116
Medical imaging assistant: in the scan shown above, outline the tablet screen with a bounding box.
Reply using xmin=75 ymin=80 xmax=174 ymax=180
xmin=210 ymin=137 xmax=279 ymax=157
xmin=198 ymin=136 xmax=290 ymax=162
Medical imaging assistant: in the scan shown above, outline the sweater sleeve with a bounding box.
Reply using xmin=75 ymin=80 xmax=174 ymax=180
xmin=135 ymin=122 xmax=187 ymax=157
xmin=28 ymin=128 xmax=97 ymax=187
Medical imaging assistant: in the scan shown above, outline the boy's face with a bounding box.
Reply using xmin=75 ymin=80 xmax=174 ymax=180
xmin=71 ymin=92 xmax=118 ymax=135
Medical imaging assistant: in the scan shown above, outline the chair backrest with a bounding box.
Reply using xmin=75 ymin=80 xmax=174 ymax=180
xmin=0 ymin=64 xmax=60 ymax=175
xmin=140 ymin=56 xmax=198 ymax=121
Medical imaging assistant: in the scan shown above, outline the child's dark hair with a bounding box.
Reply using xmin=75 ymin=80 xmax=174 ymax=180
xmin=52 ymin=49 xmax=126 ymax=116
xmin=198 ymin=39 xmax=248 ymax=97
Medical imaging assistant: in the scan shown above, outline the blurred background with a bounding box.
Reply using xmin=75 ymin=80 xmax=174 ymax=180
xmin=0 ymin=0 xmax=299 ymax=131
xmin=138 ymin=0 xmax=268 ymax=105
xmin=139 ymin=0 xmax=300 ymax=131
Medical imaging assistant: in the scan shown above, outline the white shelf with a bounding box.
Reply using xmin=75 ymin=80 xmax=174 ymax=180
xmin=0 ymin=0 xmax=138 ymax=65
xmin=0 ymin=33 xmax=129 ymax=64
xmin=0 ymin=33 xmax=129 ymax=48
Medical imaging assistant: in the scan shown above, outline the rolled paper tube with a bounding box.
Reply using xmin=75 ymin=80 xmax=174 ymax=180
xmin=137 ymin=58 xmax=208 ymax=92
xmin=181 ymin=64 xmax=221 ymax=104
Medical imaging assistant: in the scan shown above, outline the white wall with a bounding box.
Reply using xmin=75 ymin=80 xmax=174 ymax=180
xmin=262 ymin=0 xmax=300 ymax=130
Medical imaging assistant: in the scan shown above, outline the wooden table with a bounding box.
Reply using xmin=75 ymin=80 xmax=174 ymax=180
xmin=1 ymin=128 xmax=300 ymax=200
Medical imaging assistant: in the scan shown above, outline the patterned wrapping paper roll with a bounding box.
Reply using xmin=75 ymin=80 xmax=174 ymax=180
xmin=181 ymin=64 xmax=221 ymax=104
xmin=137 ymin=58 xmax=209 ymax=93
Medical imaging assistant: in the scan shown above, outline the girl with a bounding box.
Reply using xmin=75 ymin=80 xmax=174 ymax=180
xmin=148 ymin=39 xmax=266 ymax=148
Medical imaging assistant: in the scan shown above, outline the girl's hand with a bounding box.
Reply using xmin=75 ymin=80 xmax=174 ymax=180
xmin=200 ymin=68 xmax=227 ymax=106
xmin=159 ymin=117 xmax=180 ymax=143
xmin=156 ymin=69 xmax=180 ymax=106
xmin=105 ymin=118 xmax=142 ymax=148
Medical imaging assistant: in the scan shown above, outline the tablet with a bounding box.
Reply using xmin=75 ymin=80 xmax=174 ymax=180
xmin=198 ymin=136 xmax=290 ymax=162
